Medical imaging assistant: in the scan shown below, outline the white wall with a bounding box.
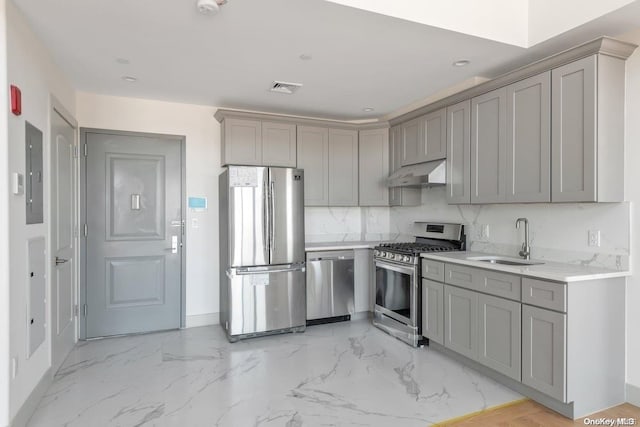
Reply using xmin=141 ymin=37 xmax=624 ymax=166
xmin=6 ymin=1 xmax=76 ymax=421
xmin=0 ymin=1 xmax=10 ymax=425
xmin=621 ymin=28 xmax=640 ymax=402
xmin=390 ymin=187 xmax=630 ymax=270
xmin=75 ymin=93 xmax=221 ymax=319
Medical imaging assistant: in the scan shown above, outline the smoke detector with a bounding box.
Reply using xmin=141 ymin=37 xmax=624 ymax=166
xmin=269 ymin=81 xmax=303 ymax=95
xmin=197 ymin=0 xmax=227 ymax=15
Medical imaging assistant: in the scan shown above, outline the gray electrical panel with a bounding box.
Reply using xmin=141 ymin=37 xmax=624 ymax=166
xmin=28 ymin=237 xmax=46 ymax=357
xmin=25 ymin=122 xmax=44 ymax=224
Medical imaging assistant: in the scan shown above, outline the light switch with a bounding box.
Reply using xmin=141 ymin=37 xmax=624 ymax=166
xmin=11 ymin=172 xmax=24 ymax=195
xmin=192 ymin=218 xmax=199 ymax=229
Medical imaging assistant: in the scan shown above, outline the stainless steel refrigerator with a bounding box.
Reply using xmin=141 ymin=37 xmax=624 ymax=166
xmin=219 ymin=166 xmax=306 ymax=342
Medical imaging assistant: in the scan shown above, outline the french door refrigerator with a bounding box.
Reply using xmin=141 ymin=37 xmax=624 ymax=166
xmin=219 ymin=166 xmax=306 ymax=342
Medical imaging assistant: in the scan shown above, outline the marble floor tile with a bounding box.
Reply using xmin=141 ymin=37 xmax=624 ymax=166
xmin=27 ymin=320 xmax=521 ymax=427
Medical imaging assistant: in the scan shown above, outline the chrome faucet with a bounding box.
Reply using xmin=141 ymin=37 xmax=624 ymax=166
xmin=515 ymin=218 xmax=530 ymax=260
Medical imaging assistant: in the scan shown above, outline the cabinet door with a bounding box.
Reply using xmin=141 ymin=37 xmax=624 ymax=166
xmin=389 ymin=127 xmax=420 ymax=207
xmin=507 ymin=72 xmax=551 ymax=202
xmin=422 ymin=279 xmax=444 ymax=345
xmin=478 ymin=294 xmax=521 ymax=381
xmin=222 ymin=118 xmax=262 ymax=166
xmin=261 ymin=122 xmax=296 ymax=167
xmin=551 ymin=55 xmax=597 ymax=202
xmin=401 ymin=117 xmax=422 ymax=166
xmin=471 ymin=88 xmax=507 ymax=203
xmin=359 ymin=128 xmax=389 ymax=206
xmin=446 ymin=100 xmax=471 ymax=204
xmin=423 ymin=108 xmax=447 ymax=161
xmin=522 ymin=305 xmax=567 ymax=402
xmin=297 ymin=126 xmax=329 ymax=206
xmin=444 ymin=285 xmax=478 ymax=360
xmin=328 ymin=128 xmax=359 ymax=206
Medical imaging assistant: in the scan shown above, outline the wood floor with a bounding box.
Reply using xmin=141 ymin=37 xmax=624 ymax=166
xmin=437 ymin=399 xmax=640 ymax=426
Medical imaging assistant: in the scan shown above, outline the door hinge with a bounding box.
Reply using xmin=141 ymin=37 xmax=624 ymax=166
xmin=83 ymin=223 xmax=88 ymax=237
xmin=83 ymin=304 xmax=87 ymax=318
xmin=84 ymin=144 xmax=87 ymax=157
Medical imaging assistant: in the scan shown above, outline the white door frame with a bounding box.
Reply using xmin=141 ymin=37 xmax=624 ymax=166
xmin=78 ymin=128 xmax=187 ymax=339
xmin=49 ymin=96 xmax=79 ymax=368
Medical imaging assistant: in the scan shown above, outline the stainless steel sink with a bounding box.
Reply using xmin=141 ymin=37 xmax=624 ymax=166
xmin=465 ymin=256 xmax=544 ymax=266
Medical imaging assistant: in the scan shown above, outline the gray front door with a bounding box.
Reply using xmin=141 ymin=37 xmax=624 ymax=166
xmin=85 ymin=130 xmax=183 ymax=338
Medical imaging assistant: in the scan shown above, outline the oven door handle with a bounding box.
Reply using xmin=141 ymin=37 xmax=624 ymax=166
xmin=375 ymin=259 xmax=416 ymax=275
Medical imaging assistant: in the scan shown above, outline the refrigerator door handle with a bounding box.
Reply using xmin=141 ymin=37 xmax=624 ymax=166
xmin=229 ymin=264 xmax=306 ymax=276
xmin=269 ymin=180 xmax=275 ymax=255
xmin=263 ymin=178 xmax=270 ymax=259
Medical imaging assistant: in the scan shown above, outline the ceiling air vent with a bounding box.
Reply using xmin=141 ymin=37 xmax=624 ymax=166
xmin=270 ymin=81 xmax=303 ymax=94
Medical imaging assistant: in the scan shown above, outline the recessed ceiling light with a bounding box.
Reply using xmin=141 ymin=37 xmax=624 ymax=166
xmin=299 ymin=54 xmax=312 ymax=61
xmin=363 ymin=107 xmax=375 ymax=112
xmin=453 ymin=59 xmax=471 ymax=67
xmin=116 ymin=58 xmax=130 ymax=65
xmin=122 ymin=76 xmax=138 ymax=82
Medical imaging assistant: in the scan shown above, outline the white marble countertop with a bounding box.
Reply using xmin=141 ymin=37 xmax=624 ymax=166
xmin=420 ymin=251 xmax=631 ymax=282
xmin=305 ymin=241 xmax=382 ymax=251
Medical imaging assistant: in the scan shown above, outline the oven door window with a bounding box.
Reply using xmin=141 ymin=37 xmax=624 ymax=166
xmin=375 ymin=265 xmax=411 ymax=319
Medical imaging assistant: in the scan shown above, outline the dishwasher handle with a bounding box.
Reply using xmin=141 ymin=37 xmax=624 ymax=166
xmin=308 ymin=256 xmax=353 ymax=262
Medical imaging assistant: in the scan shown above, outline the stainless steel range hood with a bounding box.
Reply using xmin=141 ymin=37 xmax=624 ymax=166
xmin=387 ymin=159 xmax=446 ymax=188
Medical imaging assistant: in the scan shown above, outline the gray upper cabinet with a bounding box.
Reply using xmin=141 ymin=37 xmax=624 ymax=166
xmin=401 ymin=117 xmax=421 ymax=166
xmin=389 ymin=126 xmax=420 ymax=207
xmin=471 ymin=88 xmax=507 ymax=204
xmin=328 ymin=129 xmax=359 ymax=206
xmin=297 ymin=126 xmax=329 ymax=206
xmin=261 ymin=121 xmax=297 ymax=167
xmin=551 ymin=54 xmax=625 ymax=202
xmin=446 ymin=100 xmax=471 ymax=204
xmin=422 ymin=108 xmax=447 ymax=161
xmin=522 ymin=304 xmax=567 ymax=402
xmin=478 ymin=293 xmax=521 ymax=381
xmin=222 ymin=118 xmax=262 ymax=166
xmin=221 ymin=118 xmax=296 ymax=167
xmin=506 ymin=72 xmax=551 ymax=202
xmin=359 ymin=128 xmax=389 ymax=206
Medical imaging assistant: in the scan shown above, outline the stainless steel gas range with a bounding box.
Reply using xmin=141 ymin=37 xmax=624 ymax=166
xmin=373 ymin=222 xmax=465 ymax=347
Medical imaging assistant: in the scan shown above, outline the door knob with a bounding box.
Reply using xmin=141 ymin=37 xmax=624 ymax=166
xmin=55 ymin=257 xmax=68 ymax=265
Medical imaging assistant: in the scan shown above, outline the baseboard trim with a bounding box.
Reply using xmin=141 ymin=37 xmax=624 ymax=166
xmin=351 ymin=311 xmax=372 ymax=321
xmin=627 ymin=383 xmax=640 ymax=406
xmin=185 ymin=313 xmax=219 ymax=328
xmin=11 ymin=368 xmax=52 ymax=427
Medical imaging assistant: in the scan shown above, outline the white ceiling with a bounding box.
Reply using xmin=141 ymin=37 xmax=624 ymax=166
xmin=11 ymin=0 xmax=640 ymax=121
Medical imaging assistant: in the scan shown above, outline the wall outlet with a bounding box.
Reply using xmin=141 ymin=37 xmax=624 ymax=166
xmin=11 ymin=357 xmax=17 ymax=379
xmin=477 ymin=224 xmax=490 ymax=242
xmin=588 ymin=230 xmax=601 ymax=247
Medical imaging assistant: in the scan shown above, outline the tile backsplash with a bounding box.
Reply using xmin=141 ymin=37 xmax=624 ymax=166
xmin=305 ymin=186 xmax=630 ymax=271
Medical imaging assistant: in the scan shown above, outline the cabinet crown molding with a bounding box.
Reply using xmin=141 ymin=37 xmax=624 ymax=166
xmin=389 ymin=36 xmax=637 ymax=126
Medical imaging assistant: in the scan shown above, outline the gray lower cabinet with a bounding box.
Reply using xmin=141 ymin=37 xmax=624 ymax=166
xmin=422 ymin=279 xmax=444 ymax=345
xmin=444 ymin=284 xmax=478 ymax=360
xmin=328 ymin=129 xmax=358 ymax=206
xmin=359 ymin=128 xmax=389 ymax=206
xmin=477 ymin=293 xmax=521 ymax=381
xmin=471 ymin=87 xmax=507 ymax=203
xmin=389 ymin=126 xmax=420 ymax=206
xmin=297 ymin=126 xmax=329 ymax=206
xmin=522 ymin=304 xmax=567 ymax=402
xmin=551 ymin=54 xmax=625 ymax=202
xmin=506 ymin=72 xmax=551 ymax=202
xmin=446 ymin=100 xmax=471 ymax=204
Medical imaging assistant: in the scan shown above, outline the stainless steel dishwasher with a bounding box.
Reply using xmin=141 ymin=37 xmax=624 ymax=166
xmin=306 ymin=250 xmax=355 ymax=325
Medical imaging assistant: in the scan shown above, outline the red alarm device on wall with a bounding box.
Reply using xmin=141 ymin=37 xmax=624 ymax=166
xmin=10 ymin=85 xmax=21 ymax=116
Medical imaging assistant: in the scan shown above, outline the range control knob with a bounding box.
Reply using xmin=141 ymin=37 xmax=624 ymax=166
xmin=374 ymin=250 xmax=380 ymax=257
xmin=403 ymin=255 xmax=410 ymax=262
xmin=394 ymin=254 xmax=402 ymax=261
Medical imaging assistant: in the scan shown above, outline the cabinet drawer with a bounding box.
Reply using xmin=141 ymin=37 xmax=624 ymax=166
xmin=445 ymin=263 xmax=521 ymax=300
xmin=522 ymin=278 xmax=566 ymax=312
xmin=422 ymin=259 xmax=445 ymax=282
